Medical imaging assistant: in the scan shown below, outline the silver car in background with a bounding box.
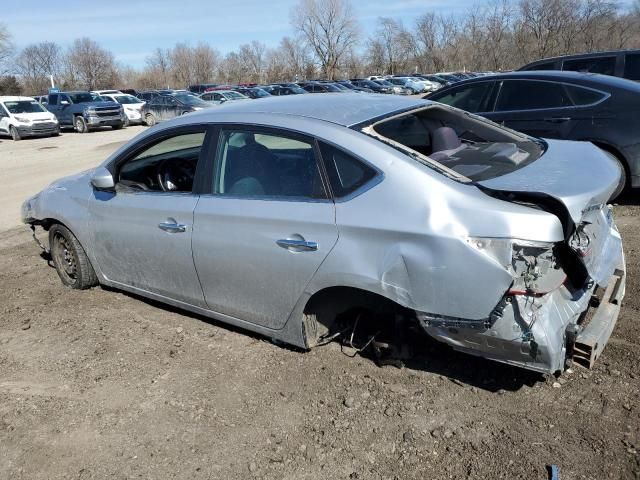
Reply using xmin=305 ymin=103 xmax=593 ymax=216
xmin=22 ymin=94 xmax=625 ymax=374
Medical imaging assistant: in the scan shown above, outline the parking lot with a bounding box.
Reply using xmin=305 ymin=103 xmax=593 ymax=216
xmin=0 ymin=129 xmax=637 ymax=479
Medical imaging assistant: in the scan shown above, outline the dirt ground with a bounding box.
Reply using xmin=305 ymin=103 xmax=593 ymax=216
xmin=0 ymin=130 xmax=639 ymax=479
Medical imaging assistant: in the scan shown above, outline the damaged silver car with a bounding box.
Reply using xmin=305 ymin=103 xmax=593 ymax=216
xmin=22 ymin=94 xmax=625 ymax=374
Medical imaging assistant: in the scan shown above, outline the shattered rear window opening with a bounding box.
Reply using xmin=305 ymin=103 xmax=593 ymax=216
xmin=361 ymin=105 xmax=544 ymax=182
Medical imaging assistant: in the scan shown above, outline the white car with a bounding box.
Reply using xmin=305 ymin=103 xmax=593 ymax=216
xmin=0 ymin=96 xmax=59 ymax=140
xmin=100 ymin=93 xmax=145 ymax=125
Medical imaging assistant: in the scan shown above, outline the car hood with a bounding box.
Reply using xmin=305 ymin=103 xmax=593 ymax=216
xmin=81 ymin=101 xmax=120 ymax=108
xmin=12 ymin=111 xmax=57 ymax=122
xmin=477 ymin=139 xmax=622 ymax=227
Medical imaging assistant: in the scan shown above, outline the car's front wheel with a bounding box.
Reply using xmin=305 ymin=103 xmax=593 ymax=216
xmin=10 ymin=126 xmax=21 ymax=141
xmin=74 ymin=116 xmax=88 ymax=133
xmin=145 ymin=113 xmax=156 ymax=127
xmin=49 ymin=224 xmax=98 ymax=289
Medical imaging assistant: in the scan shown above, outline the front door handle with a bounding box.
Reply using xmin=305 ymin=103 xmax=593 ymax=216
xmin=543 ymin=117 xmax=571 ymax=123
xmin=158 ymin=221 xmax=186 ymax=233
xmin=276 ymin=238 xmax=318 ymax=252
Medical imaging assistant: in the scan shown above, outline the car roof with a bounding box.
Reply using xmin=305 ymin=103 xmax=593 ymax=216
xmin=441 ymin=70 xmax=640 ymax=92
xmin=0 ymin=96 xmax=37 ymax=102
xmin=521 ymin=49 xmax=640 ymax=67
xmin=187 ymin=93 xmax=426 ymax=127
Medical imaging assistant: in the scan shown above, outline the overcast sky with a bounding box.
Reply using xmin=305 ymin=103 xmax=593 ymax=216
xmin=5 ymin=0 xmax=480 ymax=68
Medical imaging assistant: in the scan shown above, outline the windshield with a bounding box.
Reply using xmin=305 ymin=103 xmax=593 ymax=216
xmin=251 ymin=88 xmax=271 ymax=97
xmin=375 ymin=80 xmax=393 ymax=87
xmin=360 ymin=80 xmax=379 ymax=88
xmin=224 ymin=91 xmax=247 ymax=99
xmin=3 ymin=100 xmax=47 ymax=114
xmin=364 ymin=104 xmax=542 ymax=182
xmin=68 ymin=92 xmax=104 ymax=103
xmin=173 ymin=94 xmax=209 ymax=106
xmin=113 ymin=95 xmax=143 ymax=105
xmin=288 ymin=85 xmax=307 ymax=94
xmin=324 ymin=83 xmax=342 ymax=92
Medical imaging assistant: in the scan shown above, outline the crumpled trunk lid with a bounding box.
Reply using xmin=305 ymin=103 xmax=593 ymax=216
xmin=477 ymin=139 xmax=623 ymax=227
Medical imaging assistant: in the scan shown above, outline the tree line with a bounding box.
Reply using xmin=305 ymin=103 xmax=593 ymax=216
xmin=1 ymin=0 xmax=639 ymax=94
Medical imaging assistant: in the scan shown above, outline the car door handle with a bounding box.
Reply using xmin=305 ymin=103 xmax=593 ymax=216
xmin=543 ymin=117 xmax=571 ymax=123
xmin=158 ymin=221 xmax=186 ymax=233
xmin=276 ymin=238 xmax=318 ymax=252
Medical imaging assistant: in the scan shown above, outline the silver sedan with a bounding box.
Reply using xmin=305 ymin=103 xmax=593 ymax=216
xmin=22 ymin=93 xmax=626 ymax=374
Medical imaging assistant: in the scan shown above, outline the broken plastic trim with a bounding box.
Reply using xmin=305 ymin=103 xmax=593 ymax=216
xmin=416 ymin=295 xmax=510 ymax=330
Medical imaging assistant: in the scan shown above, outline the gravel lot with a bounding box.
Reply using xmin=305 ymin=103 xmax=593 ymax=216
xmin=0 ymin=128 xmax=639 ymax=479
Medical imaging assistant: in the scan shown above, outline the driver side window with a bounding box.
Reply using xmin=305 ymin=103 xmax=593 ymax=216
xmin=118 ymin=131 xmax=206 ymax=193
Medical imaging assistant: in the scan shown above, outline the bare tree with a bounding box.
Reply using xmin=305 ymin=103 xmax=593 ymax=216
xmin=192 ymin=43 xmax=220 ymax=84
xmin=16 ymin=42 xmax=62 ymax=94
xmin=279 ymin=36 xmax=314 ymax=80
xmin=0 ymin=23 xmax=13 ymax=76
xmin=238 ymin=41 xmax=267 ymax=83
xmin=65 ymin=38 xmax=117 ymax=90
xmin=291 ymin=0 xmax=359 ymax=79
xmin=145 ymin=48 xmax=171 ymax=88
xmin=168 ymin=43 xmax=195 ymax=87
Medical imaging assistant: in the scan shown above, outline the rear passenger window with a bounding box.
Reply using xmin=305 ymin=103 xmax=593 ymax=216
xmin=624 ymin=53 xmax=640 ymax=81
xmin=563 ymin=56 xmax=616 ymax=76
xmin=564 ymin=85 xmax=606 ymax=106
xmin=48 ymin=94 xmax=58 ymax=106
xmin=215 ymin=130 xmax=326 ymax=199
xmin=496 ymin=80 xmax=572 ymax=111
xmin=319 ymin=143 xmax=377 ymax=198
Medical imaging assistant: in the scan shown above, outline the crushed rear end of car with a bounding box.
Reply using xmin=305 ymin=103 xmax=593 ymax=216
xmin=363 ymin=104 xmax=626 ymax=374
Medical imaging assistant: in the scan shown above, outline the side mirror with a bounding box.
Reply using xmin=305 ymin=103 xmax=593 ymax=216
xmin=60 ymin=100 xmax=69 ymax=105
xmin=90 ymin=167 xmax=115 ymax=190
xmin=219 ymin=97 xmax=226 ymax=103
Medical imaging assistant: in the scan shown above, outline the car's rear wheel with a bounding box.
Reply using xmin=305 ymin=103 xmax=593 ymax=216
xmin=10 ymin=126 xmax=21 ymax=141
xmin=49 ymin=224 xmax=98 ymax=289
xmin=74 ymin=116 xmax=88 ymax=134
xmin=112 ymin=123 xmax=123 ymax=130
xmin=145 ymin=113 xmax=156 ymax=127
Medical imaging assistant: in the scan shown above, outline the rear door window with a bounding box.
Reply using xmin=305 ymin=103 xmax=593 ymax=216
xmin=624 ymin=53 xmax=640 ymax=81
xmin=48 ymin=94 xmax=58 ymax=106
xmin=563 ymin=56 xmax=616 ymax=76
xmin=430 ymin=82 xmax=494 ymax=113
xmin=214 ymin=129 xmax=326 ymax=199
xmin=495 ymin=80 xmax=572 ymax=111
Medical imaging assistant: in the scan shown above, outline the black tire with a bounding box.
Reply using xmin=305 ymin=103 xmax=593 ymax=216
xmin=74 ymin=116 xmax=88 ymax=134
xmin=145 ymin=113 xmax=156 ymax=127
xmin=10 ymin=126 xmax=21 ymax=141
xmin=123 ymin=116 xmax=130 ymax=127
xmin=112 ymin=123 xmax=124 ymax=130
xmin=49 ymin=224 xmax=98 ymax=290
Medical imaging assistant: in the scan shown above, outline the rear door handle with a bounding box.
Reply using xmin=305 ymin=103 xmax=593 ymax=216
xmin=158 ymin=221 xmax=186 ymax=233
xmin=276 ymin=239 xmax=318 ymax=252
xmin=543 ymin=117 xmax=571 ymax=123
